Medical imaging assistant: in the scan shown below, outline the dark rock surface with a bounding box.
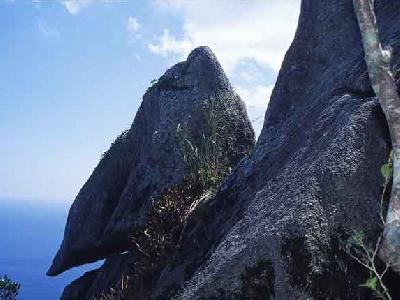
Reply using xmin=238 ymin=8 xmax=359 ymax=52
xmin=61 ymin=254 xmax=130 ymax=300
xmin=52 ymin=0 xmax=400 ymax=298
xmin=154 ymin=0 xmax=400 ymax=299
xmin=48 ymin=46 xmax=255 ymax=277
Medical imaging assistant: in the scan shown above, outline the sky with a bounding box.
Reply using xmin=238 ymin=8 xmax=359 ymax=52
xmin=0 ymin=0 xmax=301 ymax=202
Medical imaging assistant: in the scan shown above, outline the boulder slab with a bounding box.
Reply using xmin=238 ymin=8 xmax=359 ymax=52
xmin=47 ymin=46 xmax=255 ymax=277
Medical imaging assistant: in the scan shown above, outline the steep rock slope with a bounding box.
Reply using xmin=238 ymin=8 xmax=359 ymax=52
xmin=153 ymin=0 xmax=400 ymax=299
xmin=48 ymin=46 xmax=255 ymax=277
xmin=53 ymin=0 xmax=400 ymax=298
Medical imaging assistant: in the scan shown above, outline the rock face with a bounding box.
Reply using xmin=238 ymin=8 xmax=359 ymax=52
xmin=48 ymin=46 xmax=255 ymax=277
xmin=53 ymin=0 xmax=400 ymax=298
xmin=61 ymin=254 xmax=131 ymax=300
xmin=153 ymin=0 xmax=400 ymax=298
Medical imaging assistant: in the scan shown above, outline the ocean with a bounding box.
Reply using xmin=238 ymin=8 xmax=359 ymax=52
xmin=0 ymin=199 xmax=102 ymax=300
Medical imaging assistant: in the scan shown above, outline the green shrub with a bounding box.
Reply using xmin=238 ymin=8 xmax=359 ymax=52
xmin=345 ymin=151 xmax=394 ymax=300
xmin=0 ymin=275 xmax=20 ymax=300
xmin=176 ymin=97 xmax=231 ymax=191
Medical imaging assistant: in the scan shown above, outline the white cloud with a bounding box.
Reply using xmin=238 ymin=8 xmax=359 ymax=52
xmin=148 ymin=29 xmax=192 ymax=57
xmin=127 ymin=16 xmax=141 ymax=41
xmin=37 ymin=19 xmax=60 ymax=36
xmin=151 ymin=0 xmax=301 ymax=72
xmin=127 ymin=16 xmax=140 ymax=33
xmin=62 ymin=0 xmax=93 ymax=15
xmin=150 ymin=0 xmax=300 ymax=136
xmin=235 ymin=85 xmax=274 ymax=136
xmin=236 ymin=85 xmax=274 ymax=109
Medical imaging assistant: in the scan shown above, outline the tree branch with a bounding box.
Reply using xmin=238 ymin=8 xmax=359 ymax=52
xmin=353 ymin=0 xmax=400 ymax=274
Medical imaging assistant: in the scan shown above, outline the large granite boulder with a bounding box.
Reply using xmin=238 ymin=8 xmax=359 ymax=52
xmin=52 ymin=0 xmax=400 ymax=298
xmin=47 ymin=46 xmax=255 ymax=277
xmin=153 ymin=0 xmax=400 ymax=298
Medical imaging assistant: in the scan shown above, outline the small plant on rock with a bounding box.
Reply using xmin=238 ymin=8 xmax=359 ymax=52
xmin=115 ymin=97 xmax=228 ymax=298
xmin=176 ymin=97 xmax=230 ymax=191
xmin=0 ymin=275 xmax=20 ymax=300
xmin=345 ymin=152 xmax=395 ymax=299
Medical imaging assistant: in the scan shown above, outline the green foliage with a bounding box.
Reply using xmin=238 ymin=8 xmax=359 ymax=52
xmin=359 ymin=273 xmax=387 ymax=299
xmin=380 ymin=151 xmax=393 ymax=181
xmin=145 ymin=78 xmax=159 ymax=94
xmin=379 ymin=151 xmax=394 ymax=225
xmin=360 ymin=272 xmax=388 ymax=299
xmin=360 ymin=273 xmax=378 ymax=291
xmin=176 ymin=97 xmax=229 ymax=191
xmin=0 ymin=275 xmax=20 ymax=300
xmin=360 ymin=273 xmax=388 ymax=299
xmin=345 ymin=151 xmax=396 ymax=300
xmin=177 ymin=131 xmax=220 ymax=191
xmin=100 ymin=129 xmax=130 ymax=160
xmin=350 ymin=230 xmax=365 ymax=248
xmin=120 ymin=181 xmax=204 ymax=299
xmin=381 ymin=164 xmax=391 ymax=181
xmin=346 ymin=231 xmax=391 ymax=299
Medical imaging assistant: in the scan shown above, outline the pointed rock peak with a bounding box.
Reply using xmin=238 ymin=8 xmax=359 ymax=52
xmin=186 ymin=46 xmax=219 ymax=64
xmin=158 ymin=46 xmax=230 ymax=92
xmin=47 ymin=46 xmax=255 ymax=277
xmin=185 ymin=46 xmax=226 ymax=77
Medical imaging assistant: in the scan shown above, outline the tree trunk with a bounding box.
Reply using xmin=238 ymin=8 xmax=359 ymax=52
xmin=353 ymin=0 xmax=400 ymax=272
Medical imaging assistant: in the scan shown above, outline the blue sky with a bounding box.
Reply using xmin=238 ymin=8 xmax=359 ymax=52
xmin=0 ymin=0 xmax=300 ymax=202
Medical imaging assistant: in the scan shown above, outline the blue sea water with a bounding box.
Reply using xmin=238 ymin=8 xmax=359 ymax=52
xmin=0 ymin=199 xmax=102 ymax=300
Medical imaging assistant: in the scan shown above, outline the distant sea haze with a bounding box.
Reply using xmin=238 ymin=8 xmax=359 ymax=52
xmin=0 ymin=199 xmax=101 ymax=300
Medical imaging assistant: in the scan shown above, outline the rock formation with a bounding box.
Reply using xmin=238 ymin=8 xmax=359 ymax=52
xmin=51 ymin=0 xmax=400 ymax=299
xmin=155 ymin=0 xmax=400 ymax=298
xmin=47 ymin=45 xmax=255 ymax=284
